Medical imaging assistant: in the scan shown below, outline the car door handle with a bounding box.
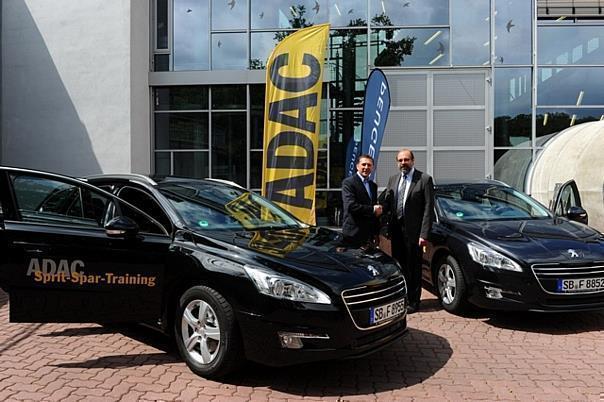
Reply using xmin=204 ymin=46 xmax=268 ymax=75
xmin=10 ymin=241 xmax=50 ymax=254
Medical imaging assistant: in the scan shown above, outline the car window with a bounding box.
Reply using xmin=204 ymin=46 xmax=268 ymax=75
xmin=10 ymin=174 xmax=110 ymax=228
xmin=158 ymin=182 xmax=301 ymax=231
xmin=436 ymin=184 xmax=551 ymax=221
xmin=555 ymin=186 xmax=578 ymax=216
xmin=116 ymin=186 xmax=172 ymax=233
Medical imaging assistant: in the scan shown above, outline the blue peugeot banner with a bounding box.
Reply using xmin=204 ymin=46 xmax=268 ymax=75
xmin=360 ymin=68 xmax=390 ymax=181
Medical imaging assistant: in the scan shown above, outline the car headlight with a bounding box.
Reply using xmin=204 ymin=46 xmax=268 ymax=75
xmin=243 ymin=265 xmax=332 ymax=304
xmin=467 ymin=242 xmax=522 ymax=272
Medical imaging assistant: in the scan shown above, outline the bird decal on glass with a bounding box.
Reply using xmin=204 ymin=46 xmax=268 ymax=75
xmin=437 ymin=41 xmax=445 ymax=54
xmin=259 ymin=11 xmax=264 ymax=19
xmin=313 ymin=0 xmax=320 ymax=14
xmin=348 ymin=8 xmax=354 ymax=14
xmin=186 ymin=8 xmax=192 ymax=13
xmin=403 ymin=1 xmax=410 ymax=7
xmin=228 ymin=0 xmax=236 ymax=10
xmin=217 ymin=40 xmax=222 ymax=48
xmin=506 ymin=19 xmax=515 ymax=32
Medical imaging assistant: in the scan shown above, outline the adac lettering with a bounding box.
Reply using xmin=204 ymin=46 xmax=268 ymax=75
xmin=264 ymin=52 xmax=320 ymax=210
xmin=26 ymin=258 xmax=84 ymax=279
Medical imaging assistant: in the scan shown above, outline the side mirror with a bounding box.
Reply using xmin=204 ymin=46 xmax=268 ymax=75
xmin=566 ymin=206 xmax=588 ymax=225
xmin=105 ymin=216 xmax=139 ymax=239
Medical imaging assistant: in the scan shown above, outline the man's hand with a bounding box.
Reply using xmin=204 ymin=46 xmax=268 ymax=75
xmin=373 ymin=204 xmax=383 ymax=217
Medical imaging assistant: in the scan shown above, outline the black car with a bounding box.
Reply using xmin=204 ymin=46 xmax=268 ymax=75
xmin=423 ymin=180 xmax=604 ymax=313
xmin=0 ymin=167 xmax=407 ymax=378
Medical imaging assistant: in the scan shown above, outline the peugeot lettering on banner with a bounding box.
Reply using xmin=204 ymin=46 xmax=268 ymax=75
xmin=361 ymin=69 xmax=391 ymax=181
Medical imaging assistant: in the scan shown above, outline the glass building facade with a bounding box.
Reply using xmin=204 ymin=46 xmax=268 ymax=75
xmin=150 ymin=0 xmax=604 ymax=225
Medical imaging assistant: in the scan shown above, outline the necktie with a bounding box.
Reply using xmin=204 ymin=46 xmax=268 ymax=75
xmin=363 ymin=179 xmax=372 ymax=199
xmin=397 ymin=174 xmax=407 ymax=219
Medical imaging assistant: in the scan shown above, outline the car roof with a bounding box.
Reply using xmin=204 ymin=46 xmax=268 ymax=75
xmin=434 ymin=178 xmax=509 ymax=188
xmin=85 ymin=174 xmax=245 ymax=190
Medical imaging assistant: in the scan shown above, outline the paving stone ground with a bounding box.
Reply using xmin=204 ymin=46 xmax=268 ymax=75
xmin=1 ymin=288 xmax=603 ymax=401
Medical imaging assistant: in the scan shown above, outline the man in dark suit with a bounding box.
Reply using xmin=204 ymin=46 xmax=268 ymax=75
xmin=382 ymin=149 xmax=434 ymax=313
xmin=341 ymin=154 xmax=383 ymax=248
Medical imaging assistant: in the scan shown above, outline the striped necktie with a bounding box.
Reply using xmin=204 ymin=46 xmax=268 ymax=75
xmin=397 ymin=174 xmax=407 ymax=219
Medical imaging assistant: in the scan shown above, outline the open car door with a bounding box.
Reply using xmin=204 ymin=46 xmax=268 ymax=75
xmin=0 ymin=167 xmax=170 ymax=323
xmin=550 ymin=179 xmax=588 ymax=225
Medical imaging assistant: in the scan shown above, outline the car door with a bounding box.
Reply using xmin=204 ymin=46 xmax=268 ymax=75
xmin=0 ymin=168 xmax=170 ymax=323
xmin=550 ymin=179 xmax=588 ymax=225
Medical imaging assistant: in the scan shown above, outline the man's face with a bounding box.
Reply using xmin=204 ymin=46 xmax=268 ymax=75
xmin=356 ymin=157 xmax=374 ymax=178
xmin=397 ymin=151 xmax=414 ymax=174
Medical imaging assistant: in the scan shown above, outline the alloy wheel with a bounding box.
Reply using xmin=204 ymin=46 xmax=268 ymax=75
xmin=438 ymin=263 xmax=457 ymax=305
xmin=180 ymin=299 xmax=221 ymax=365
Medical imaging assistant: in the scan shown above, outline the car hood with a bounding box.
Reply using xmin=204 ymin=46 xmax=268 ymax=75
xmin=191 ymin=226 xmax=402 ymax=292
xmin=452 ymin=218 xmax=604 ymax=265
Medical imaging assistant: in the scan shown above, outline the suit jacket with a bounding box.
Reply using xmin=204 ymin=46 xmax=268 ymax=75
xmin=382 ymin=169 xmax=435 ymax=243
xmin=341 ymin=174 xmax=378 ymax=246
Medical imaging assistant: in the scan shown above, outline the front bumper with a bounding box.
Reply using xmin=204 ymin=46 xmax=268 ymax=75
xmin=236 ymin=307 xmax=407 ymax=367
xmin=466 ymin=266 xmax=604 ymax=312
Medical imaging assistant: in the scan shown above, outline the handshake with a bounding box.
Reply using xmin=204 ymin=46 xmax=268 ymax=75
xmin=373 ymin=204 xmax=384 ymax=217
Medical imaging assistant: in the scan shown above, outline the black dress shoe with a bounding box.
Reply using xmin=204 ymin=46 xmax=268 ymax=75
xmin=407 ymin=303 xmax=420 ymax=314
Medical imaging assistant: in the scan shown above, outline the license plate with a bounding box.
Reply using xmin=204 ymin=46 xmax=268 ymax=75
xmin=557 ymin=277 xmax=604 ymax=293
xmin=370 ymin=298 xmax=405 ymax=325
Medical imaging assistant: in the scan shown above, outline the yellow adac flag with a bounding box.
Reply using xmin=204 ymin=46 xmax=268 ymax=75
xmin=261 ymin=23 xmax=330 ymax=226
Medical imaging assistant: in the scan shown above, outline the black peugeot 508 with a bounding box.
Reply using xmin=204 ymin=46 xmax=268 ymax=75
xmin=0 ymin=167 xmax=407 ymax=378
xmin=423 ymin=180 xmax=604 ymax=313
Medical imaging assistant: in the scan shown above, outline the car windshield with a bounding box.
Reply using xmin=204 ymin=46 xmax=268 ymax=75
xmin=158 ymin=181 xmax=301 ymax=231
xmin=436 ymin=184 xmax=551 ymax=222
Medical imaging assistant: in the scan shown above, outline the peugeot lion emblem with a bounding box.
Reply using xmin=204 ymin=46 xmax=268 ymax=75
xmin=367 ymin=265 xmax=379 ymax=277
xmin=567 ymin=249 xmax=579 ymax=258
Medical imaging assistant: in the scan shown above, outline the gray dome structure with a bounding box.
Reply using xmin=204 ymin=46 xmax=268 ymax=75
xmin=528 ymin=121 xmax=604 ymax=232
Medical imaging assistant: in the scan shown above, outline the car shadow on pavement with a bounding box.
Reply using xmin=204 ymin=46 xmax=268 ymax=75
xmin=223 ymin=327 xmax=452 ymax=396
xmin=0 ymin=290 xmax=8 ymax=311
xmin=46 ymin=324 xmax=183 ymax=369
xmin=482 ymin=310 xmax=604 ymax=335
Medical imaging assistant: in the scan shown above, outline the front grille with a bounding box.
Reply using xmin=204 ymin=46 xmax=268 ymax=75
xmin=531 ymin=263 xmax=604 ymax=295
xmin=341 ymin=276 xmax=407 ymax=330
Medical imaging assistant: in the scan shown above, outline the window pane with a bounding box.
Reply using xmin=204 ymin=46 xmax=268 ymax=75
xmin=316 ymin=191 xmax=343 ymax=226
xmin=174 ymin=152 xmax=209 ymax=178
xmin=317 ymin=150 xmax=327 ymax=188
xmin=451 ymin=0 xmax=490 ymax=66
xmin=251 ymin=0 xmax=328 ymax=29
xmin=212 ymin=85 xmax=246 ymax=109
xmin=370 ymin=0 xmax=449 ymax=26
xmin=174 ymin=0 xmax=209 ymax=71
xmin=538 ymin=26 xmax=604 ymax=65
xmin=536 ymin=108 xmax=604 ymax=138
xmin=328 ymin=0 xmax=367 ymax=27
xmin=155 ymin=152 xmax=171 ymax=176
xmin=329 ymin=30 xmax=368 ymax=107
xmin=250 ymin=85 xmax=265 ymax=149
xmin=155 ymin=113 xmax=209 ymax=149
xmin=212 ymin=0 xmax=248 ymax=30
xmin=250 ymin=151 xmax=263 ymax=189
xmin=156 ymin=0 xmax=168 ymax=49
xmin=494 ymin=68 xmax=532 ymax=147
xmin=155 ymin=86 xmax=208 ymax=110
xmin=212 ymin=112 xmax=247 ymax=186
xmin=494 ymin=0 xmax=531 ymax=65
xmin=329 ymin=110 xmax=363 ymax=187
xmin=154 ymin=54 xmax=170 ymax=71
xmin=212 ymin=33 xmax=247 ymax=70
xmin=538 ymin=67 xmax=604 ymax=106
xmin=494 ymin=149 xmax=533 ymax=191
xmin=250 ymin=31 xmax=293 ymax=70
xmin=372 ymin=28 xmax=450 ymax=67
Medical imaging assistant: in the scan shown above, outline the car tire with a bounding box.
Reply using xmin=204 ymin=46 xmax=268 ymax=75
xmin=174 ymin=285 xmax=243 ymax=378
xmin=436 ymin=255 xmax=467 ymax=314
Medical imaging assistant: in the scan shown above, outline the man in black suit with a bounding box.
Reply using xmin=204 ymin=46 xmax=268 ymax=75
xmin=382 ymin=149 xmax=434 ymax=313
xmin=341 ymin=154 xmax=383 ymax=248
